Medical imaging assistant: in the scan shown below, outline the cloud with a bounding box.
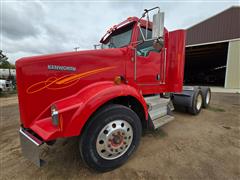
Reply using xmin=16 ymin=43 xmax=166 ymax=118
xmin=2 ymin=1 xmax=73 ymax=59
xmin=2 ymin=1 xmax=45 ymax=40
xmin=1 ymin=1 xmax=239 ymax=63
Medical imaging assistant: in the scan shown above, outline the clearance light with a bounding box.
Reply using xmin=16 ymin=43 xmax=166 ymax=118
xmin=51 ymin=105 xmax=59 ymax=126
xmin=114 ymin=76 xmax=123 ymax=85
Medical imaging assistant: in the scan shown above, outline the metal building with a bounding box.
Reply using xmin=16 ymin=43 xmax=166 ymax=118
xmin=185 ymin=6 xmax=240 ymax=89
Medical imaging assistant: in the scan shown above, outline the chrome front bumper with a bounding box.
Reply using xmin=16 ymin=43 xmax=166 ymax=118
xmin=19 ymin=128 xmax=44 ymax=167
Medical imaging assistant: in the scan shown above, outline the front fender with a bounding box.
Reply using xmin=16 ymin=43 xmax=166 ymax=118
xmin=56 ymin=81 xmax=148 ymax=137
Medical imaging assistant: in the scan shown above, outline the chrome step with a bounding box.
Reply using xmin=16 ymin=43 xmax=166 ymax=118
xmin=168 ymin=100 xmax=175 ymax=111
xmin=152 ymin=115 xmax=175 ymax=129
xmin=144 ymin=95 xmax=170 ymax=120
xmin=144 ymin=96 xmax=170 ymax=107
xmin=150 ymin=106 xmax=167 ymax=120
xmin=144 ymin=95 xmax=175 ymax=130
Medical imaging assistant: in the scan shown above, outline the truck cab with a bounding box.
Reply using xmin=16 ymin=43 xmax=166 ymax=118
xmin=98 ymin=16 xmax=186 ymax=94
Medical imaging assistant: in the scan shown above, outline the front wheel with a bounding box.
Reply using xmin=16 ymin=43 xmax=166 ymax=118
xmin=79 ymin=104 xmax=142 ymax=172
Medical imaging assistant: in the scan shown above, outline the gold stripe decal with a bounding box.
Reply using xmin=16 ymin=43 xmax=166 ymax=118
xmin=26 ymin=66 xmax=115 ymax=94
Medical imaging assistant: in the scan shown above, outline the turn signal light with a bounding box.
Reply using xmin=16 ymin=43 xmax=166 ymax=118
xmin=114 ymin=76 xmax=123 ymax=85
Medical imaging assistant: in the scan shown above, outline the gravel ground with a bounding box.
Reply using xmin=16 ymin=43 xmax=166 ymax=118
xmin=0 ymin=93 xmax=239 ymax=180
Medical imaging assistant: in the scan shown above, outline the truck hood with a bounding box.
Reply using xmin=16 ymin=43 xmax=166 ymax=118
xmin=16 ymin=48 xmax=129 ymax=128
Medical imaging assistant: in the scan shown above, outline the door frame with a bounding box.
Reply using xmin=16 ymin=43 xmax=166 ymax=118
xmin=133 ymin=47 xmax=167 ymax=85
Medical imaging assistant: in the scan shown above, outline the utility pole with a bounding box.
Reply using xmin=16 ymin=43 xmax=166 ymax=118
xmin=74 ymin=47 xmax=80 ymax=51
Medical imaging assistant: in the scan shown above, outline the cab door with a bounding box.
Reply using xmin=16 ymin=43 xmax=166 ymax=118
xmin=136 ymin=27 xmax=164 ymax=85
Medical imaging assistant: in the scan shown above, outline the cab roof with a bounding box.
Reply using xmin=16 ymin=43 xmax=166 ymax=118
xmin=100 ymin=16 xmax=153 ymax=43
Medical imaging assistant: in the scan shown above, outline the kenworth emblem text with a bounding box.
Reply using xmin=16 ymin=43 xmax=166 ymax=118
xmin=48 ymin=65 xmax=76 ymax=72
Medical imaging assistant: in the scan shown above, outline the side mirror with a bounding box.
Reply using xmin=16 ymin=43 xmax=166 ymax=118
xmin=152 ymin=12 xmax=164 ymax=39
xmin=153 ymin=38 xmax=164 ymax=51
xmin=137 ymin=7 xmax=165 ymax=50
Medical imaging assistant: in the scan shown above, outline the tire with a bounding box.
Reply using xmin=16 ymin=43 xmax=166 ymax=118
xmin=79 ymin=104 xmax=142 ymax=172
xmin=188 ymin=89 xmax=203 ymax=115
xmin=201 ymin=87 xmax=211 ymax=108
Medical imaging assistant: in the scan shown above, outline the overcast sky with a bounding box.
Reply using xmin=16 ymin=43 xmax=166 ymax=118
xmin=1 ymin=0 xmax=239 ymax=63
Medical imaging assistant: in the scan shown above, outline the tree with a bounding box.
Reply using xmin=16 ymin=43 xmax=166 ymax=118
xmin=0 ymin=50 xmax=8 ymax=61
xmin=0 ymin=50 xmax=16 ymax=82
xmin=0 ymin=50 xmax=13 ymax=69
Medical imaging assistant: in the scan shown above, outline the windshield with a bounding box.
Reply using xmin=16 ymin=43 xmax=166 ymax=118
xmin=102 ymin=23 xmax=134 ymax=49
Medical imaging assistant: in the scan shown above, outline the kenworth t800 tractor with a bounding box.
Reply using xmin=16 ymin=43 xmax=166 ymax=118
xmin=16 ymin=7 xmax=211 ymax=172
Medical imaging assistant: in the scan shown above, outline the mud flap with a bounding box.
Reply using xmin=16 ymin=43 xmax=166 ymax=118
xmin=19 ymin=128 xmax=44 ymax=167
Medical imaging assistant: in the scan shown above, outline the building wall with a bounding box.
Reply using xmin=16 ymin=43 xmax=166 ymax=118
xmin=187 ymin=7 xmax=240 ymax=46
xmin=225 ymin=40 xmax=240 ymax=89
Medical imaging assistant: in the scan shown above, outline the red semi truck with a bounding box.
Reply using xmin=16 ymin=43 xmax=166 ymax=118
xmin=16 ymin=7 xmax=211 ymax=172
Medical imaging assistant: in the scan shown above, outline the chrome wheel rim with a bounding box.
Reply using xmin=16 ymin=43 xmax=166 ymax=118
xmin=196 ymin=94 xmax=202 ymax=110
xmin=206 ymin=91 xmax=210 ymax=104
xmin=96 ymin=120 xmax=133 ymax=160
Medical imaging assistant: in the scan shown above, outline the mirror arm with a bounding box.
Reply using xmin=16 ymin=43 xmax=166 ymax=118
xmin=146 ymin=13 xmax=149 ymax=38
xmin=138 ymin=7 xmax=159 ymax=23
xmin=142 ymin=7 xmax=160 ymax=17
xmin=138 ymin=24 xmax=146 ymax=41
xmin=138 ymin=6 xmax=161 ymax=41
xmin=146 ymin=7 xmax=160 ymax=12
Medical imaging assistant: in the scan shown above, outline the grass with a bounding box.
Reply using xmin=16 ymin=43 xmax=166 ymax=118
xmin=0 ymin=90 xmax=17 ymax=98
xmin=208 ymin=106 xmax=225 ymax=112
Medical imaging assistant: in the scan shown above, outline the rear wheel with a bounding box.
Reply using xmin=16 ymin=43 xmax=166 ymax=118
xmin=188 ymin=89 xmax=203 ymax=115
xmin=201 ymin=87 xmax=211 ymax=108
xmin=79 ymin=104 xmax=142 ymax=172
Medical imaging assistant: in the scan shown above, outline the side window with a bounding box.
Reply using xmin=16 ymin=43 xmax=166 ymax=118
xmin=137 ymin=28 xmax=160 ymax=56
